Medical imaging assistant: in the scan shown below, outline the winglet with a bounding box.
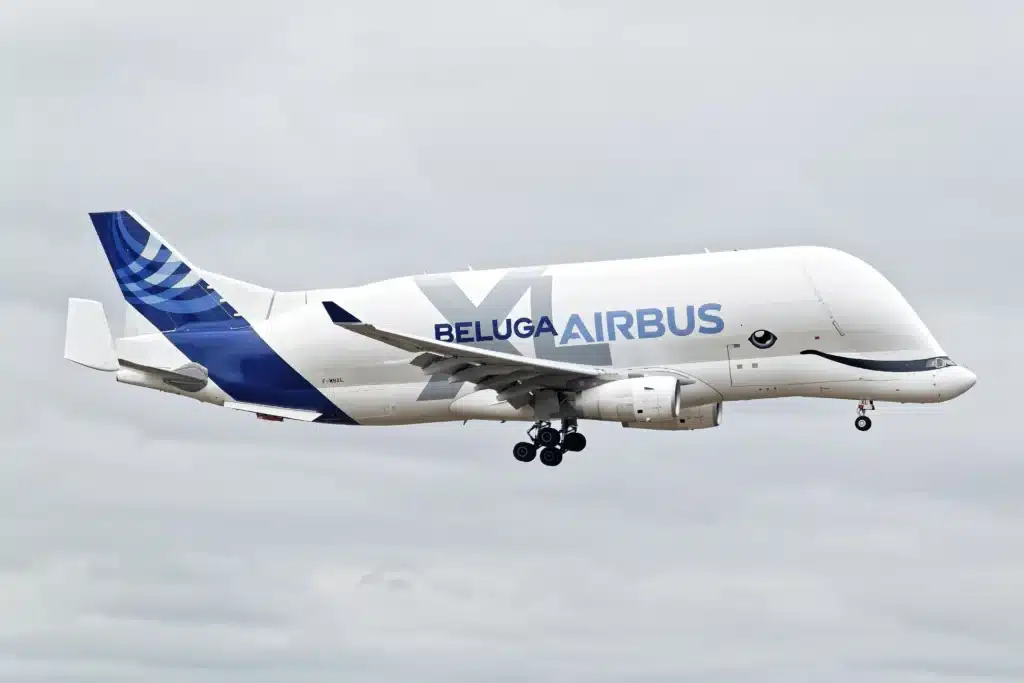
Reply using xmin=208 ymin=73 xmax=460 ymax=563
xmin=322 ymin=301 xmax=362 ymax=324
xmin=65 ymin=298 xmax=119 ymax=372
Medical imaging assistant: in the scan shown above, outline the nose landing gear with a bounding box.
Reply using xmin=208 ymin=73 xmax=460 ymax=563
xmin=514 ymin=419 xmax=587 ymax=466
xmin=855 ymin=400 xmax=875 ymax=431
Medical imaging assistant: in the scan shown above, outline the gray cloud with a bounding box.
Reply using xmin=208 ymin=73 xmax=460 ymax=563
xmin=1 ymin=1 xmax=1021 ymax=681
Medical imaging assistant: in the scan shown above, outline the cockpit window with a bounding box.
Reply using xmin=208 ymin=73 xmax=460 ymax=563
xmin=926 ymin=357 xmax=957 ymax=369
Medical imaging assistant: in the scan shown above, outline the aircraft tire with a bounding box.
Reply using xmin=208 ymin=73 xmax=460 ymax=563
xmin=563 ymin=432 xmax=587 ymax=452
xmin=537 ymin=427 xmax=561 ymax=447
xmin=855 ymin=416 xmax=872 ymax=432
xmin=539 ymin=447 xmax=563 ymax=467
xmin=513 ymin=442 xmax=537 ymax=462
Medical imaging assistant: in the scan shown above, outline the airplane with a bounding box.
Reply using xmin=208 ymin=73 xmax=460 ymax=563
xmin=65 ymin=210 xmax=977 ymax=467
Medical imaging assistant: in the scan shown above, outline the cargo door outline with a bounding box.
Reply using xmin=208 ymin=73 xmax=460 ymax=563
xmin=727 ymin=343 xmax=841 ymax=388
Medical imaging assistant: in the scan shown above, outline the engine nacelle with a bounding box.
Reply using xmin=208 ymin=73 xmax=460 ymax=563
xmin=572 ymin=376 xmax=681 ymax=423
xmin=621 ymin=401 xmax=722 ymax=430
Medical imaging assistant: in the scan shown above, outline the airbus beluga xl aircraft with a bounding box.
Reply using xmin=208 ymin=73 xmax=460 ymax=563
xmin=65 ymin=211 xmax=976 ymax=467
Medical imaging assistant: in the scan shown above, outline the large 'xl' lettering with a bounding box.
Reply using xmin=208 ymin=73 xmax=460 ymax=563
xmin=413 ymin=269 xmax=613 ymax=400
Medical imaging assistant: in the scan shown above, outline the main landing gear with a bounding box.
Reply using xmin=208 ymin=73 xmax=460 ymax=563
xmin=855 ymin=400 xmax=875 ymax=432
xmin=512 ymin=419 xmax=587 ymax=467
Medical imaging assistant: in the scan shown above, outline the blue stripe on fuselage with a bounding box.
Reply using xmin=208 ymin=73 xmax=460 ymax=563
xmin=166 ymin=320 xmax=357 ymax=424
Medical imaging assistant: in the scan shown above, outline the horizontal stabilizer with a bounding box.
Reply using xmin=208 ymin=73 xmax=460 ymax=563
xmin=64 ymin=298 xmax=118 ymax=372
xmin=223 ymin=401 xmax=322 ymax=422
xmin=117 ymin=359 xmax=209 ymax=393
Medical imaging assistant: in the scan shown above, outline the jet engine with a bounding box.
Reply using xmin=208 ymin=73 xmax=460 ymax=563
xmin=621 ymin=401 xmax=722 ymax=430
xmin=571 ymin=376 xmax=682 ymax=423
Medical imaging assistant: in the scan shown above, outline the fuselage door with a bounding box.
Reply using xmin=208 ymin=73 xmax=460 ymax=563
xmin=726 ymin=343 xmax=742 ymax=386
xmin=725 ymin=343 xmax=771 ymax=387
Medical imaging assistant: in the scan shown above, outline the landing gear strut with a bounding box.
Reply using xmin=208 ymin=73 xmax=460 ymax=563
xmin=855 ymin=400 xmax=874 ymax=432
xmin=514 ymin=419 xmax=587 ymax=466
xmin=561 ymin=418 xmax=587 ymax=452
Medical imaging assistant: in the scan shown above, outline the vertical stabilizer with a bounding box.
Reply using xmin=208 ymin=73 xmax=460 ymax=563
xmin=89 ymin=210 xmax=273 ymax=332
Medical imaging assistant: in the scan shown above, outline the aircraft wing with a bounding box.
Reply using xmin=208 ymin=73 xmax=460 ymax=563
xmin=322 ymin=302 xmax=608 ymax=403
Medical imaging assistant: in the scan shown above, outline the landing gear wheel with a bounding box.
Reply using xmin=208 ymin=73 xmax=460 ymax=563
xmin=513 ymin=441 xmax=537 ymax=462
xmin=539 ymin=447 xmax=563 ymax=467
xmin=537 ymin=427 xmax=561 ymax=447
xmin=855 ymin=415 xmax=872 ymax=432
xmin=562 ymin=432 xmax=587 ymax=452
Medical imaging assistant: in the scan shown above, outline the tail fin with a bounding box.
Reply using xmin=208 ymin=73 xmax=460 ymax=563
xmin=89 ymin=210 xmax=242 ymax=332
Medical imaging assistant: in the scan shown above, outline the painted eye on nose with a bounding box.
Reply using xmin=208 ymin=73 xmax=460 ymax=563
xmin=749 ymin=329 xmax=777 ymax=349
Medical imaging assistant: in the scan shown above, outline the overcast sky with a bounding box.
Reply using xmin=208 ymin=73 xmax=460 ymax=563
xmin=1 ymin=1 xmax=1022 ymax=681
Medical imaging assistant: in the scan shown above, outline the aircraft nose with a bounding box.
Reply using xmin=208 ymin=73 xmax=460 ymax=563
xmin=961 ymin=367 xmax=977 ymax=393
xmin=943 ymin=366 xmax=977 ymax=399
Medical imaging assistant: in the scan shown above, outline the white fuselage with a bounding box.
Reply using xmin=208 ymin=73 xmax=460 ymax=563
xmin=114 ymin=245 xmax=973 ymax=426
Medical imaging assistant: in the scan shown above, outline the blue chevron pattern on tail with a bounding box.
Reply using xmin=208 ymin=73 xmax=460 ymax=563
xmin=89 ymin=210 xmax=239 ymax=332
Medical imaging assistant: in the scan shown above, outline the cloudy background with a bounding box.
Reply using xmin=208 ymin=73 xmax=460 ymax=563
xmin=1 ymin=1 xmax=1022 ymax=680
